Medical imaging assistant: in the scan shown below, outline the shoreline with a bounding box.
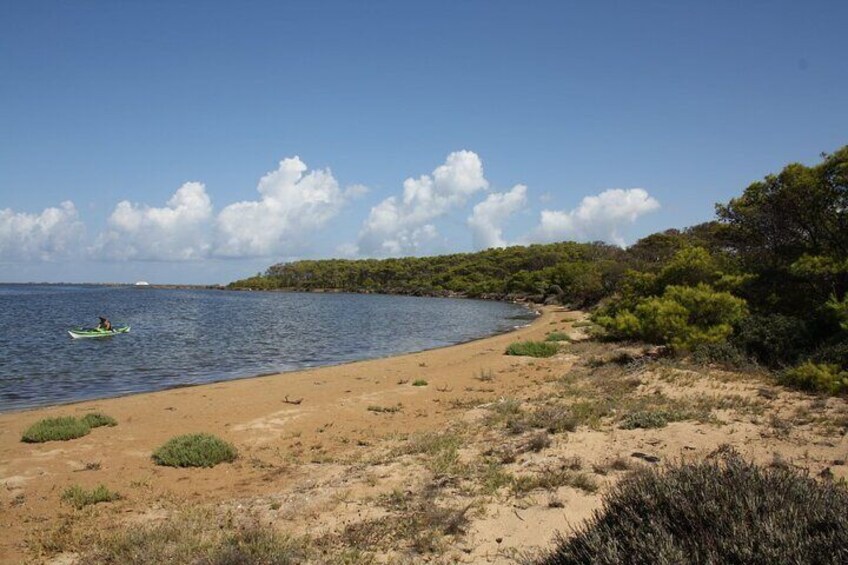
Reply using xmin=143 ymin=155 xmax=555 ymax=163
xmin=0 ymin=304 xmax=539 ymax=416
xmin=0 ymin=306 xmax=560 ymax=561
xmin=2 ymin=306 xmax=847 ymax=563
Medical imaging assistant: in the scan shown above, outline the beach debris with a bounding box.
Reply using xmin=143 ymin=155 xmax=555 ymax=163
xmin=631 ymin=452 xmax=661 ymax=463
xmin=283 ymin=396 xmax=303 ymax=405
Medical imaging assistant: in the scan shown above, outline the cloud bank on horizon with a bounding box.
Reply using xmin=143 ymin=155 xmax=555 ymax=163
xmin=0 ymin=151 xmax=659 ymax=265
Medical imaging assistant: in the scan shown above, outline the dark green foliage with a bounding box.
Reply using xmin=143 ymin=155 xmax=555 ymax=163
xmin=505 ymin=341 xmax=559 ymax=358
xmin=21 ymin=416 xmax=91 ymax=443
xmin=230 ymin=241 xmax=626 ymax=304
xmin=690 ymin=342 xmax=750 ymax=368
xmin=62 ymin=484 xmax=121 ymax=509
xmin=81 ymin=413 xmax=118 ymax=428
xmin=538 ymin=449 xmax=848 ymax=564
xmin=152 ymin=433 xmax=238 ymax=468
xmin=731 ymin=314 xmax=811 ymax=367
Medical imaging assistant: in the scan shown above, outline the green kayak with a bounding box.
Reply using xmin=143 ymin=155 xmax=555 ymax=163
xmin=68 ymin=326 xmax=131 ymax=339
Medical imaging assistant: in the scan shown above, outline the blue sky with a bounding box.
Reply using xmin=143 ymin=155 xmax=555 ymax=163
xmin=1 ymin=0 xmax=846 ymax=284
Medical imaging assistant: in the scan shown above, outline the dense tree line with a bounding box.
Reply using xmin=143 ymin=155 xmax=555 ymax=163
xmin=231 ymin=146 xmax=848 ymax=391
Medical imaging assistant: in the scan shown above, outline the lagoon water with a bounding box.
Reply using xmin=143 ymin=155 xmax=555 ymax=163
xmin=0 ymin=285 xmax=533 ymax=412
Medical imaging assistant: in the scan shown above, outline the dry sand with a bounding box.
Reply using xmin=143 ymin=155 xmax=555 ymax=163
xmin=1 ymin=307 xmax=847 ymax=563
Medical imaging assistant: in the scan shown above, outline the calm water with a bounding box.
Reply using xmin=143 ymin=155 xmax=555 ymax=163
xmin=0 ymin=285 xmax=533 ymax=412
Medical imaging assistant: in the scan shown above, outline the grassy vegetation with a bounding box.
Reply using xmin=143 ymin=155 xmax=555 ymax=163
xmin=545 ymin=332 xmax=571 ymax=342
xmin=152 ymin=433 xmax=238 ymax=468
xmin=506 ymin=341 xmax=559 ymax=358
xmin=61 ymin=484 xmax=121 ymax=509
xmin=22 ymin=416 xmax=93 ymax=443
xmin=81 ymin=507 xmax=311 ymax=564
xmin=324 ymin=484 xmax=473 ymax=556
xmin=412 ymin=379 xmax=428 ymax=387
xmin=537 ymin=448 xmax=848 ymax=564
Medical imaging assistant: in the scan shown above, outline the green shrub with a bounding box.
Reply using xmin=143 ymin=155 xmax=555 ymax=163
xmin=21 ymin=416 xmax=91 ymax=443
xmin=545 ymin=332 xmax=571 ymax=342
xmin=811 ymin=338 xmax=848 ymax=368
xmin=691 ymin=342 xmax=750 ymax=368
xmin=412 ymin=379 xmax=428 ymax=387
xmin=597 ymin=284 xmax=747 ymax=351
xmin=778 ymin=362 xmax=848 ymax=395
xmin=152 ymin=434 xmax=238 ymax=468
xmin=618 ymin=410 xmax=668 ymax=430
xmin=506 ymin=341 xmax=559 ymax=358
xmin=733 ymin=314 xmax=811 ymax=367
xmin=537 ymin=448 xmax=848 ymax=564
xmin=81 ymin=413 xmax=118 ymax=428
xmin=62 ymin=484 xmax=121 ymax=509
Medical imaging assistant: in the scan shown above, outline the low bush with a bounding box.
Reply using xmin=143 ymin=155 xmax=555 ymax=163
xmin=505 ymin=341 xmax=559 ymax=358
xmin=81 ymin=413 xmax=118 ymax=428
xmin=412 ymin=379 xmax=428 ymax=387
xmin=61 ymin=484 xmax=121 ymax=509
xmin=618 ymin=410 xmax=668 ymax=430
xmin=691 ymin=342 xmax=750 ymax=368
xmin=21 ymin=416 xmax=91 ymax=443
xmin=152 ymin=433 xmax=238 ymax=468
xmin=778 ymin=362 xmax=848 ymax=395
xmin=537 ymin=448 xmax=848 ymax=564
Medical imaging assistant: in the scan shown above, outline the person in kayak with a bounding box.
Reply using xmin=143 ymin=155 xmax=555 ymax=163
xmin=97 ymin=317 xmax=112 ymax=331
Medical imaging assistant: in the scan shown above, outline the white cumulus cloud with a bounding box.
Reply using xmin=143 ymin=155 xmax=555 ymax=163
xmin=215 ymin=157 xmax=346 ymax=258
xmin=357 ymin=150 xmax=489 ymax=256
xmin=93 ymin=182 xmax=213 ymax=261
xmin=533 ymin=188 xmax=660 ymax=246
xmin=468 ymin=184 xmax=527 ymax=249
xmin=0 ymin=201 xmax=85 ymax=261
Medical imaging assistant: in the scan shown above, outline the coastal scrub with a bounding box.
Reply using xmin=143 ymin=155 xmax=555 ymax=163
xmin=538 ymin=448 xmax=848 ymax=563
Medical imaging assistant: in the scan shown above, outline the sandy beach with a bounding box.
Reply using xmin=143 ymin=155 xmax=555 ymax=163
xmin=2 ymin=307 xmax=847 ymax=563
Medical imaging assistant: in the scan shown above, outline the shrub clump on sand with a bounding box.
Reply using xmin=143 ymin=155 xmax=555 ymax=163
xmin=505 ymin=341 xmax=559 ymax=358
xmin=152 ymin=433 xmax=238 ymax=468
xmin=618 ymin=410 xmax=669 ymax=430
xmin=22 ymin=416 xmax=93 ymax=443
xmin=81 ymin=413 xmax=118 ymax=428
xmin=778 ymin=361 xmax=848 ymax=395
xmin=537 ymin=447 xmax=848 ymax=564
xmin=21 ymin=413 xmax=119 ymax=443
xmin=61 ymin=484 xmax=121 ymax=509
